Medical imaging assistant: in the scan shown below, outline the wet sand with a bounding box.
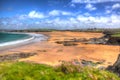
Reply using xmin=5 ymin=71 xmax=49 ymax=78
xmin=0 ymin=31 xmax=119 ymax=67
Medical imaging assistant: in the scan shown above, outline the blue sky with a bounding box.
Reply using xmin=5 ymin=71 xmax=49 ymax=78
xmin=0 ymin=0 xmax=120 ymax=30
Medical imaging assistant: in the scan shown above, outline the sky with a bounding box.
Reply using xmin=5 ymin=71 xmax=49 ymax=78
xmin=0 ymin=0 xmax=120 ymax=30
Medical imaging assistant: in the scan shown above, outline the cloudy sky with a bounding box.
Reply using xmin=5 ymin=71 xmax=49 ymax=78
xmin=0 ymin=0 xmax=120 ymax=30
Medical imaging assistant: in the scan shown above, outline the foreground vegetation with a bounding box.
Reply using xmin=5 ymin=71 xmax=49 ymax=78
xmin=0 ymin=61 xmax=119 ymax=80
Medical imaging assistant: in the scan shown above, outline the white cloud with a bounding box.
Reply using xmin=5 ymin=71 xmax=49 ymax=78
xmin=28 ymin=11 xmax=45 ymax=18
xmin=112 ymin=3 xmax=120 ymax=9
xmin=85 ymin=4 xmax=96 ymax=11
xmin=61 ymin=11 xmax=72 ymax=15
xmin=105 ymin=6 xmax=113 ymax=14
xmin=45 ymin=15 xmax=120 ymax=29
xmin=1 ymin=11 xmax=120 ymax=30
xmin=35 ymin=21 xmax=40 ymax=24
xmin=49 ymin=10 xmax=60 ymax=16
xmin=76 ymin=14 xmax=120 ymax=25
xmin=110 ymin=15 xmax=120 ymax=23
xmin=84 ymin=12 xmax=90 ymax=16
xmin=19 ymin=15 xmax=27 ymax=19
xmin=105 ymin=3 xmax=120 ymax=14
xmin=77 ymin=15 xmax=88 ymax=21
xmin=72 ymin=0 xmax=82 ymax=3
xmin=70 ymin=4 xmax=76 ymax=7
xmin=72 ymin=0 xmax=120 ymax=3
xmin=49 ymin=10 xmax=72 ymax=16
xmin=105 ymin=10 xmax=111 ymax=14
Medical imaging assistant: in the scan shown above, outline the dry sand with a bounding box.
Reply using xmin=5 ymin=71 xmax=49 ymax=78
xmin=0 ymin=31 xmax=119 ymax=67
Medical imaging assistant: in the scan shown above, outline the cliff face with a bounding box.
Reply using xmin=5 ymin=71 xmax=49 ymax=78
xmin=107 ymin=54 xmax=120 ymax=76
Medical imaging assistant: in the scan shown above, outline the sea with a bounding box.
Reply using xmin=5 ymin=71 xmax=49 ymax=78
xmin=0 ymin=32 xmax=32 ymax=46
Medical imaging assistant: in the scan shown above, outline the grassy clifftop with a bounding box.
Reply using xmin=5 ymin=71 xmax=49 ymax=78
xmin=112 ymin=33 xmax=120 ymax=37
xmin=0 ymin=61 xmax=119 ymax=80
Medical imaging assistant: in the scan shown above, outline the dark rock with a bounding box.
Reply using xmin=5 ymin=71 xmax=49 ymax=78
xmin=55 ymin=41 xmax=78 ymax=46
xmin=71 ymin=38 xmax=88 ymax=42
xmin=55 ymin=41 xmax=63 ymax=44
xmin=81 ymin=60 xmax=97 ymax=66
xmin=55 ymin=38 xmax=88 ymax=45
xmin=98 ymin=66 xmax=105 ymax=70
xmin=81 ymin=59 xmax=105 ymax=67
xmin=0 ymin=52 xmax=37 ymax=62
xmin=87 ymin=37 xmax=108 ymax=44
xmin=107 ymin=37 xmax=120 ymax=45
xmin=103 ymin=30 xmax=114 ymax=37
xmin=63 ymin=41 xmax=78 ymax=46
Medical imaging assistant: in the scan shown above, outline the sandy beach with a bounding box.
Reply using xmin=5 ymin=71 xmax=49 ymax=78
xmin=0 ymin=31 xmax=119 ymax=67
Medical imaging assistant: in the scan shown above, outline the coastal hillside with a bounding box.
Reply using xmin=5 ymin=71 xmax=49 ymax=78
xmin=0 ymin=61 xmax=119 ymax=80
xmin=0 ymin=31 xmax=120 ymax=79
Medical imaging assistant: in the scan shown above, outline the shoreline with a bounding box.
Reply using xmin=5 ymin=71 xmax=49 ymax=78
xmin=0 ymin=32 xmax=48 ymax=51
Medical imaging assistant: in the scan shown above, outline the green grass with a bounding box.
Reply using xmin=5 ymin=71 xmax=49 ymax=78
xmin=111 ymin=32 xmax=120 ymax=37
xmin=0 ymin=61 xmax=119 ymax=80
xmin=112 ymin=34 xmax=120 ymax=37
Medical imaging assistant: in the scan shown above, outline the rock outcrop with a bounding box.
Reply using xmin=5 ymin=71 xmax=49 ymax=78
xmin=0 ymin=52 xmax=37 ymax=62
xmin=107 ymin=54 xmax=120 ymax=76
xmin=86 ymin=37 xmax=109 ymax=44
xmin=107 ymin=37 xmax=120 ymax=45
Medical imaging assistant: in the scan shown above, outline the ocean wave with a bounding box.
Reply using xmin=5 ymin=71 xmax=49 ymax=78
xmin=0 ymin=33 xmax=47 ymax=47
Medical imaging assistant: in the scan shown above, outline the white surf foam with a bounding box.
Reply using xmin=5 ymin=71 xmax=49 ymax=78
xmin=0 ymin=33 xmax=47 ymax=47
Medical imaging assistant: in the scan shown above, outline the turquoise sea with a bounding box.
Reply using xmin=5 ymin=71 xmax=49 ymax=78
xmin=0 ymin=32 xmax=31 ymax=44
